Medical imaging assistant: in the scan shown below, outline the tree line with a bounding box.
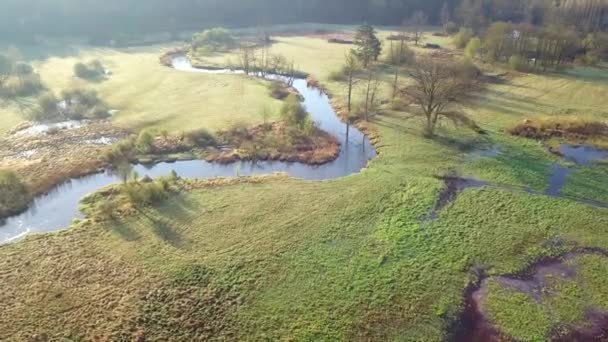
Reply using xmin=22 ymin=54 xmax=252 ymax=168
xmin=0 ymin=0 xmax=459 ymax=41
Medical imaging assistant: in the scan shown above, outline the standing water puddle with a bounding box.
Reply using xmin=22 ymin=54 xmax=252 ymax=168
xmin=547 ymin=144 xmax=608 ymax=197
xmin=0 ymin=56 xmax=376 ymax=244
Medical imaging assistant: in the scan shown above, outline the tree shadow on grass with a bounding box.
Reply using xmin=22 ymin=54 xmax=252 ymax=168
xmin=110 ymin=220 xmax=143 ymax=242
xmin=137 ymin=207 xmax=187 ymax=248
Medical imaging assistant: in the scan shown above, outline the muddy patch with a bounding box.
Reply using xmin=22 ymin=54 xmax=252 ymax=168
xmin=425 ymin=177 xmax=488 ymax=220
xmin=452 ymin=249 xmax=608 ymax=341
xmin=0 ymin=121 xmax=130 ymax=197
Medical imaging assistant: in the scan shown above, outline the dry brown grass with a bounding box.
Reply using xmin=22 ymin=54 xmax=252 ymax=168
xmin=509 ymin=116 xmax=608 ymax=144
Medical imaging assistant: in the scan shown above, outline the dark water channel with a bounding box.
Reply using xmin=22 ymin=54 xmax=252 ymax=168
xmin=0 ymin=56 xmax=376 ymax=244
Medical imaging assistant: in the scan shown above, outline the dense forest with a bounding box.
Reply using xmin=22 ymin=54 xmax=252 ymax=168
xmin=0 ymin=0 xmax=607 ymax=40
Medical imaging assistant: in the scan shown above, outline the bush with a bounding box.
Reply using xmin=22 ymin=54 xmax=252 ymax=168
xmin=184 ymin=129 xmax=216 ymax=147
xmin=269 ymin=81 xmax=291 ymax=99
xmin=124 ymin=181 xmax=169 ymax=206
xmin=2 ymin=74 xmax=42 ymax=97
xmin=445 ymin=22 xmax=459 ymax=34
xmin=581 ymin=52 xmax=600 ymax=66
xmin=136 ymin=130 xmax=155 ymax=153
xmin=0 ymin=169 xmax=29 ymax=217
xmin=28 ymin=93 xmax=60 ymax=121
xmin=280 ymin=94 xmax=308 ymax=128
xmin=192 ymin=27 xmax=235 ymax=51
xmin=508 ymin=55 xmax=529 ymax=72
xmin=13 ymin=62 xmax=33 ymax=75
xmin=455 ymin=57 xmax=481 ymax=79
xmin=465 ymin=37 xmax=481 ymax=58
xmin=328 ymin=69 xmax=346 ymax=82
xmin=453 ymin=28 xmax=473 ymax=49
xmin=74 ymin=60 xmax=105 ymax=79
xmin=59 ymin=88 xmax=109 ymax=120
xmin=385 ymin=43 xmax=415 ymax=66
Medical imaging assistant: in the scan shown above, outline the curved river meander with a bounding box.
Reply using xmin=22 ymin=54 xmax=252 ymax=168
xmin=0 ymin=56 xmax=377 ymax=244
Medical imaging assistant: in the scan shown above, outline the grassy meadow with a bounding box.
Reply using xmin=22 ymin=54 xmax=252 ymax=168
xmin=1 ymin=27 xmax=608 ymax=340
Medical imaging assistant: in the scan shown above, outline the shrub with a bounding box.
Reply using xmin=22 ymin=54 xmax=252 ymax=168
xmin=280 ymin=94 xmax=308 ymax=128
xmin=453 ymin=28 xmax=473 ymax=49
xmin=192 ymin=27 xmax=235 ymax=51
xmin=124 ymin=181 xmax=169 ymax=206
xmin=445 ymin=22 xmax=459 ymax=34
xmin=74 ymin=60 xmax=105 ymax=79
xmin=104 ymin=139 xmax=135 ymax=164
xmin=328 ymin=69 xmax=346 ymax=82
xmin=2 ymin=74 xmax=42 ymax=97
xmin=581 ymin=52 xmax=600 ymax=66
xmin=456 ymin=57 xmax=481 ymax=79
xmin=0 ymin=169 xmax=29 ymax=217
xmin=28 ymin=93 xmax=60 ymax=121
xmin=59 ymin=88 xmax=109 ymax=120
xmin=269 ymin=81 xmax=291 ymax=99
xmin=136 ymin=130 xmax=155 ymax=153
xmin=13 ymin=62 xmax=33 ymax=75
xmin=508 ymin=55 xmax=529 ymax=72
xmin=465 ymin=37 xmax=481 ymax=58
xmin=386 ymin=43 xmax=415 ymax=66
xmin=184 ymin=129 xmax=216 ymax=147
xmin=389 ymin=98 xmax=409 ymax=111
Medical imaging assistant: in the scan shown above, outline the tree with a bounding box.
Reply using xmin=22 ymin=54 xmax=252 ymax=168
xmin=239 ymin=43 xmax=257 ymax=75
xmin=409 ymin=11 xmax=428 ymax=46
xmin=343 ymin=51 xmax=360 ymax=115
xmin=401 ymin=58 xmax=479 ymax=137
xmin=440 ymin=2 xmax=451 ymax=34
xmin=362 ymin=69 xmax=381 ymax=121
xmin=483 ymin=22 xmax=512 ymax=62
xmin=353 ymin=24 xmax=382 ymax=67
xmin=0 ymin=54 xmax=13 ymax=87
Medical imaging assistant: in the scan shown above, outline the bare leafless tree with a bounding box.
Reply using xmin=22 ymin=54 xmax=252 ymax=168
xmin=239 ymin=44 xmax=256 ymax=75
xmin=363 ymin=69 xmax=381 ymax=121
xmin=408 ymin=11 xmax=428 ymax=46
xmin=401 ymin=58 xmax=480 ymax=137
xmin=343 ymin=51 xmax=360 ymax=115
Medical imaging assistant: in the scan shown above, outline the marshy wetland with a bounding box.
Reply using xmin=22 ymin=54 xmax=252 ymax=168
xmin=1 ymin=20 xmax=608 ymax=341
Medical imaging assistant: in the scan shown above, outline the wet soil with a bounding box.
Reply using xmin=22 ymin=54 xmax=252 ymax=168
xmin=452 ymin=248 xmax=608 ymax=342
xmin=0 ymin=121 xmax=130 ymax=198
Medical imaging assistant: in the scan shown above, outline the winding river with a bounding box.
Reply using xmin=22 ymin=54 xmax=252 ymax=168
xmin=0 ymin=56 xmax=376 ymax=244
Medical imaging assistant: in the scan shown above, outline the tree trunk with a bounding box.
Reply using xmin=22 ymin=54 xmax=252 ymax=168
xmin=392 ymin=67 xmax=399 ymax=100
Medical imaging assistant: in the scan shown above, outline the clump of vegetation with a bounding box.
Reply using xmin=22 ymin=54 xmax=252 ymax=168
xmin=279 ymin=94 xmax=309 ymax=128
xmin=507 ymin=55 xmax=530 ymax=72
xmin=184 ymin=129 xmax=216 ymax=147
xmin=192 ymin=27 xmax=236 ymax=52
xmin=453 ymin=27 xmax=473 ymax=48
xmin=509 ymin=116 xmax=608 ymax=143
xmin=136 ymin=129 xmax=156 ymax=153
xmin=29 ymin=88 xmax=110 ymax=122
xmin=87 ymin=170 xmax=180 ymax=220
xmin=74 ymin=60 xmax=106 ymax=79
xmin=0 ymin=169 xmax=30 ymax=218
xmin=268 ymin=81 xmax=292 ymax=100
xmin=0 ymin=55 xmax=43 ymax=98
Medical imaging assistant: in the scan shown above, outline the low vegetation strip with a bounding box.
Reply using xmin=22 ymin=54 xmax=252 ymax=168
xmin=510 ymin=117 xmax=608 ymax=141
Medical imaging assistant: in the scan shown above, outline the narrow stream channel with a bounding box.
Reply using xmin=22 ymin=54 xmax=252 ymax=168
xmin=0 ymin=56 xmax=377 ymax=244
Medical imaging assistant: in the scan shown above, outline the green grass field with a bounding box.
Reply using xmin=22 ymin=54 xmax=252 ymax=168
xmin=1 ymin=28 xmax=608 ymax=340
xmin=0 ymin=44 xmax=284 ymax=134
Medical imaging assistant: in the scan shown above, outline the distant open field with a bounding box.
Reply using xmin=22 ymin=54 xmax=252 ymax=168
xmin=1 ymin=26 xmax=608 ymax=340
